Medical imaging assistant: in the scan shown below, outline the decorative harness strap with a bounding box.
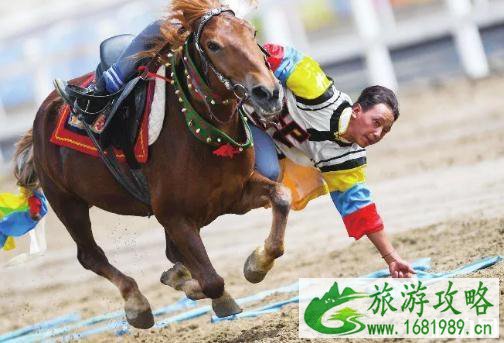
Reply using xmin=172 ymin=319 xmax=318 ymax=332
xmin=170 ymin=52 xmax=253 ymax=157
xmin=182 ymin=39 xmax=231 ymax=105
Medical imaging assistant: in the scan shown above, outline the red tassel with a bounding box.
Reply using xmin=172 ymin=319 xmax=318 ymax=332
xmin=213 ymin=144 xmax=241 ymax=158
xmin=28 ymin=195 xmax=42 ymax=218
xmin=137 ymin=66 xmax=172 ymax=83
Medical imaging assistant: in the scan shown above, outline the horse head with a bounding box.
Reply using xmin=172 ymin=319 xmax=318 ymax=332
xmin=168 ymin=0 xmax=283 ymax=122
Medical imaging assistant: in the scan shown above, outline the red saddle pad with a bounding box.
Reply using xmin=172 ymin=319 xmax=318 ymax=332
xmin=50 ymin=73 xmax=153 ymax=163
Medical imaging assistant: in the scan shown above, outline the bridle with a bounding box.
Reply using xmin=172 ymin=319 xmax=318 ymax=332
xmin=150 ymin=6 xmax=271 ymax=125
xmin=192 ymin=7 xmax=270 ymax=102
xmin=194 ymin=7 xmax=247 ymax=100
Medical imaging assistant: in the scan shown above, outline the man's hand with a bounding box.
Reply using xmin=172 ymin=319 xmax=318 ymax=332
xmin=366 ymin=230 xmax=417 ymax=278
xmin=384 ymin=252 xmax=416 ymax=278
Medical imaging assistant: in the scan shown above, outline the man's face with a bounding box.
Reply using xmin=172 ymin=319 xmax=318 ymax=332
xmin=346 ymin=103 xmax=395 ymax=148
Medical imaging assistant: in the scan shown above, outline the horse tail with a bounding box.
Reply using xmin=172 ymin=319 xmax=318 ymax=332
xmin=14 ymin=129 xmax=40 ymax=190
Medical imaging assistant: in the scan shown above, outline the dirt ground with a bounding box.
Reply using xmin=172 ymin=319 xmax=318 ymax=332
xmin=0 ymin=74 xmax=503 ymax=342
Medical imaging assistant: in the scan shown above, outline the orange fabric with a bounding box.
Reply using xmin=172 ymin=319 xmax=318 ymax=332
xmin=279 ymin=158 xmax=329 ymax=211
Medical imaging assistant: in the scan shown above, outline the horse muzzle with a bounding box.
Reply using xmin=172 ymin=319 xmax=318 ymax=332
xmin=248 ymin=84 xmax=284 ymax=120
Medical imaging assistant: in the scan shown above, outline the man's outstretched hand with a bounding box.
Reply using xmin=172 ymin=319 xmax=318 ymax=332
xmin=366 ymin=230 xmax=417 ymax=278
xmin=385 ymin=252 xmax=416 ymax=278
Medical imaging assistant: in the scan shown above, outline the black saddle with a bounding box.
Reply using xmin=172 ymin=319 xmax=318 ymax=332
xmin=66 ymin=34 xmax=155 ymax=207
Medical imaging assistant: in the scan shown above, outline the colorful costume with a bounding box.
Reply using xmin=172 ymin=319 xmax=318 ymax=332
xmin=0 ymin=188 xmax=48 ymax=251
xmin=246 ymin=44 xmax=384 ymax=240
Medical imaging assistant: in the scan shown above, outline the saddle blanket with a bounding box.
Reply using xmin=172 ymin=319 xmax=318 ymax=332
xmin=50 ymin=66 xmax=167 ymax=163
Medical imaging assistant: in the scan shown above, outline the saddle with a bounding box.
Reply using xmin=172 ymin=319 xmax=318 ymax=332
xmin=61 ymin=35 xmax=164 ymax=208
xmin=76 ymin=34 xmax=149 ymax=169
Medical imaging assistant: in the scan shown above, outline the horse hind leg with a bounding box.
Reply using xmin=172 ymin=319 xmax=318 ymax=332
xmin=158 ymin=220 xmax=242 ymax=317
xmin=160 ymin=261 xmax=239 ymax=317
xmin=160 ymin=262 xmax=205 ymax=300
xmin=160 ymin=233 xmax=205 ymax=300
xmin=232 ymin=172 xmax=292 ymax=283
xmin=41 ymin=180 xmax=154 ymax=329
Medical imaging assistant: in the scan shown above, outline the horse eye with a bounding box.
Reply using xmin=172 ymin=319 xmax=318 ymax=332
xmin=254 ymin=30 xmax=257 ymax=38
xmin=207 ymin=41 xmax=221 ymax=52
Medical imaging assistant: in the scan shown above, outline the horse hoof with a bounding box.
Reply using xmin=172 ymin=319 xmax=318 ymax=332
xmin=125 ymin=294 xmax=154 ymax=329
xmin=212 ymin=291 xmax=242 ymax=318
xmin=126 ymin=309 xmax=154 ymax=329
xmin=243 ymin=247 xmax=273 ymax=284
xmin=160 ymin=262 xmax=192 ymax=288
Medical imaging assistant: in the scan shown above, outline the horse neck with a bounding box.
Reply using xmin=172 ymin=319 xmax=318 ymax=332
xmin=184 ymin=44 xmax=242 ymax=135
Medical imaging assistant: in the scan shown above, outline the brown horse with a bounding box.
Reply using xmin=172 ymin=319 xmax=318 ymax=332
xmin=14 ymin=0 xmax=292 ymax=329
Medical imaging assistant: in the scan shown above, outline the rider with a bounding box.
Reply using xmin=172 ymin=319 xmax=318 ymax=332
xmin=247 ymin=43 xmax=415 ymax=278
xmin=55 ymin=21 xmax=415 ymax=279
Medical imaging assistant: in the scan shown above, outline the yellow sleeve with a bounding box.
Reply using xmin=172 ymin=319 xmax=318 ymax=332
xmin=321 ymin=165 xmax=367 ymax=193
xmin=285 ymin=55 xmax=332 ymax=100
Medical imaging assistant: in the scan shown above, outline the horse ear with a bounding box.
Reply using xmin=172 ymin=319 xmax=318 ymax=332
xmin=168 ymin=10 xmax=192 ymax=37
xmin=160 ymin=16 xmax=188 ymax=50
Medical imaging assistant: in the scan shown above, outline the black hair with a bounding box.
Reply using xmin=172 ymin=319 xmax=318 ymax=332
xmin=356 ymin=85 xmax=400 ymax=121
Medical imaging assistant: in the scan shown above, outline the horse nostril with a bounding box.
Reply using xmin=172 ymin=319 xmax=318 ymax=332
xmin=251 ymin=85 xmax=271 ymax=100
xmin=272 ymin=88 xmax=280 ymax=101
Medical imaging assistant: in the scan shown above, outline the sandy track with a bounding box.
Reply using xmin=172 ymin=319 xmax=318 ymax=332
xmin=0 ymin=75 xmax=503 ymax=341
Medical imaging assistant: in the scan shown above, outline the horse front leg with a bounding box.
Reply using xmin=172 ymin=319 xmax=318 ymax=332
xmin=159 ymin=218 xmax=242 ymax=317
xmin=232 ymin=172 xmax=292 ymax=283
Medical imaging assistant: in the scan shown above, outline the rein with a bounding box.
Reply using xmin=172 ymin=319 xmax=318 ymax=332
xmin=182 ymin=38 xmax=237 ymax=125
xmin=170 ymin=52 xmax=253 ymax=158
xmin=182 ymin=39 xmax=231 ymax=106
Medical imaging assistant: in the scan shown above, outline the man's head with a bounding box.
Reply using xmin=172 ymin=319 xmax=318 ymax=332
xmin=343 ymin=85 xmax=399 ymax=148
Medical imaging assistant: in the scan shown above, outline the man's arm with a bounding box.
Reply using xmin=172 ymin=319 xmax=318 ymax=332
xmin=326 ymin=171 xmax=383 ymax=240
xmin=367 ymin=230 xmax=416 ymax=278
xmin=329 ymin=177 xmax=415 ymax=278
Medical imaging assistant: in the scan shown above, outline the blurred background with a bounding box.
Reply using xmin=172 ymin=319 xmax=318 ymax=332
xmin=1 ymin=2 xmax=504 ymax=338
xmin=1 ymin=0 xmax=504 ymax=173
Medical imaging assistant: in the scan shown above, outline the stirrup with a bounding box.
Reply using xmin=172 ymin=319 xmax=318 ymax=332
xmin=54 ymin=79 xmax=116 ymax=103
xmin=54 ymin=78 xmax=116 ymax=120
xmin=53 ymin=79 xmax=74 ymax=105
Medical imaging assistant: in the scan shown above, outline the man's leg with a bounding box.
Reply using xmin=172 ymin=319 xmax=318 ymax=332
xmin=250 ymin=125 xmax=280 ymax=182
xmin=55 ymin=20 xmax=162 ymax=102
xmin=100 ymin=20 xmax=162 ymax=93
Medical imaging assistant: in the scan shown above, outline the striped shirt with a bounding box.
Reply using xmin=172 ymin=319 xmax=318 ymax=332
xmin=251 ymin=43 xmax=384 ymax=240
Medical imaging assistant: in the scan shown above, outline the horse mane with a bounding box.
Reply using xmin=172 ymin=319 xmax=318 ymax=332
xmin=136 ymin=0 xmax=223 ymax=62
